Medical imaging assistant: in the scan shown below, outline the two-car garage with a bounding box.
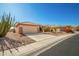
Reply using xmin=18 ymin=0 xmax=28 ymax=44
xmin=15 ymin=22 xmax=40 ymax=34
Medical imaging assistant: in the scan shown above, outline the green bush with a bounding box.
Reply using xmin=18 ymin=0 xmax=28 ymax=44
xmin=43 ymin=26 xmax=50 ymax=32
xmin=40 ymin=26 xmax=51 ymax=32
xmin=0 ymin=13 xmax=15 ymax=37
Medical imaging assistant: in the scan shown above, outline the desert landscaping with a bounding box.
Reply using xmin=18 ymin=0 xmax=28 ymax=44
xmin=0 ymin=13 xmax=79 ymax=56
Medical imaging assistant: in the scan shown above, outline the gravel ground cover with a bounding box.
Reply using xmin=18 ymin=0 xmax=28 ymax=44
xmin=0 ymin=32 xmax=35 ymax=52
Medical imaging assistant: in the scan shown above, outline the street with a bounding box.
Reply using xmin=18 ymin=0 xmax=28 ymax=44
xmin=39 ymin=34 xmax=79 ymax=56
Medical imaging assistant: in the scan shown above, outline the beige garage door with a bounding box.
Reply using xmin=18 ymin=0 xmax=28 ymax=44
xmin=21 ymin=25 xmax=39 ymax=33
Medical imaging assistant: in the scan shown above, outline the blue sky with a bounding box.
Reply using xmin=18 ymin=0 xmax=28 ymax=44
xmin=0 ymin=3 xmax=79 ymax=26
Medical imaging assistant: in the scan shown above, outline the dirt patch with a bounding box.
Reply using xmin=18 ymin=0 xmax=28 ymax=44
xmin=0 ymin=32 xmax=35 ymax=53
xmin=6 ymin=32 xmax=35 ymax=44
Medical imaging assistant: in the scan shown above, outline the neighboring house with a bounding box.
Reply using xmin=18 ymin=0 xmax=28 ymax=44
xmin=15 ymin=22 xmax=40 ymax=34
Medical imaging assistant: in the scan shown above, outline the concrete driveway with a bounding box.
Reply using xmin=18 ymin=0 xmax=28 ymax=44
xmin=27 ymin=33 xmax=56 ymax=41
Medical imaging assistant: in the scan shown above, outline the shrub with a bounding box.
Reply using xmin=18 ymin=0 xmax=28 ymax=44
xmin=64 ymin=26 xmax=74 ymax=33
xmin=44 ymin=27 xmax=50 ymax=32
xmin=40 ymin=26 xmax=51 ymax=32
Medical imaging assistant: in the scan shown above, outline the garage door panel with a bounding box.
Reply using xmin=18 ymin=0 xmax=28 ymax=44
xmin=22 ymin=26 xmax=38 ymax=33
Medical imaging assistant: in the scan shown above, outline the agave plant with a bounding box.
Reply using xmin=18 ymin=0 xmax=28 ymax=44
xmin=0 ymin=13 xmax=15 ymax=37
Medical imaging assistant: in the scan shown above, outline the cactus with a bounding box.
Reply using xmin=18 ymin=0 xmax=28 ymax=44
xmin=0 ymin=13 xmax=15 ymax=37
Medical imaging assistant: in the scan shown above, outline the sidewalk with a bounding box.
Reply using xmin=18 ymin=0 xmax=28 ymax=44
xmin=0 ymin=33 xmax=78 ymax=56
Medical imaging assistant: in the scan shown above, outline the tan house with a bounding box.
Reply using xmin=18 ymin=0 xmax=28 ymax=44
xmin=15 ymin=22 xmax=71 ymax=34
xmin=15 ymin=22 xmax=40 ymax=34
